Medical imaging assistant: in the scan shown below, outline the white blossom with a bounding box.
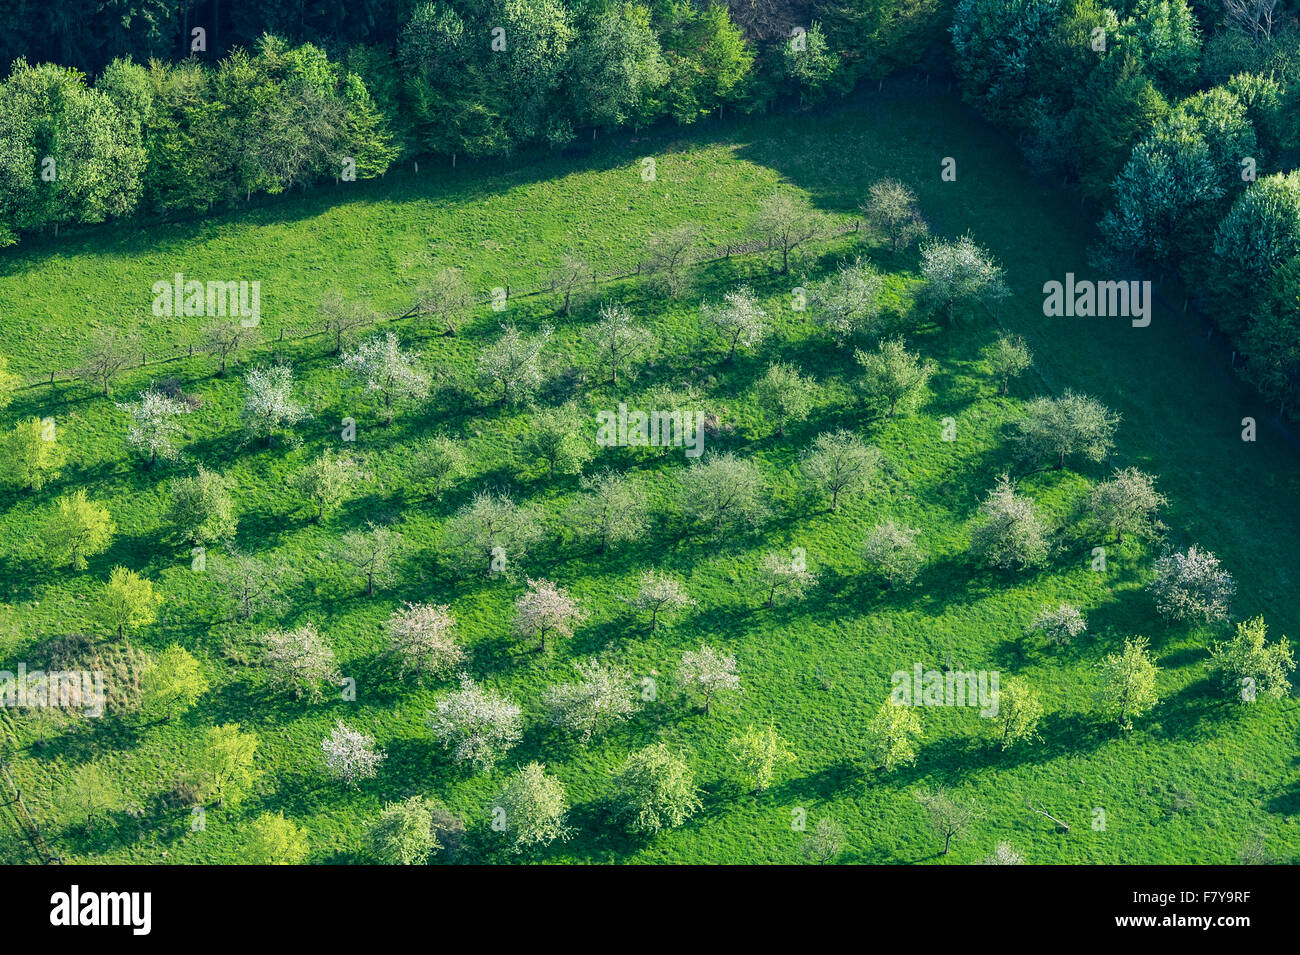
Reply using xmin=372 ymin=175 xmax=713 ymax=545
xmin=322 ymin=720 xmax=386 ymax=787
xmin=385 ymin=602 xmax=464 ymax=681
xmin=428 ymin=676 xmax=523 ymax=772
xmin=511 ymin=578 xmax=587 ymax=653
xmin=118 ymin=387 xmax=191 ymax=466
xmin=679 ymin=645 xmax=741 ymax=715
xmin=242 ymin=365 xmax=308 ymax=442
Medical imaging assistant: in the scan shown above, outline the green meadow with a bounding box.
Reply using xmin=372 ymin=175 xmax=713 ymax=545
xmin=1 ymin=84 xmax=1296 ymax=864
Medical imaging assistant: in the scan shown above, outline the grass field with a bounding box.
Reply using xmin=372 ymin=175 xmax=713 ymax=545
xmin=1 ymin=83 xmax=1297 ymax=864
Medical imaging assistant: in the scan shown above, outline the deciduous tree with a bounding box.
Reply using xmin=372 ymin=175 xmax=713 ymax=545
xmin=118 ymin=386 xmax=191 ymax=468
xmin=520 ymin=402 xmax=594 ymax=478
xmin=801 ymin=430 xmax=882 ymax=511
xmin=914 ymin=787 xmax=977 ymax=855
xmin=259 ymin=622 xmax=341 ymax=702
xmin=754 ymin=361 xmax=817 ymax=438
xmin=95 ymin=566 xmax=161 ymax=640
xmin=336 ymin=522 xmax=403 ymax=597
xmin=494 ymin=762 xmax=572 ymax=853
xmin=242 ymin=812 xmax=309 ymax=865
xmin=809 ymin=258 xmax=887 ymax=344
xmin=340 ymin=331 xmax=430 ymax=426
xmin=678 ymin=453 xmax=769 ymax=534
xmin=728 ymin=723 xmax=796 ymax=793
xmin=862 ymin=178 xmax=928 ymax=254
xmin=542 ymin=658 xmax=639 ymax=744
xmin=1148 ymin=546 xmax=1236 ymax=623
xmin=385 ymin=602 xmax=464 ymax=683
xmin=322 ymin=720 xmax=386 ymax=787
xmin=752 ymin=191 xmax=830 ymax=273
xmin=167 ymin=466 xmax=237 ymax=545
xmin=679 ymin=644 xmax=741 ymax=715
xmin=1026 ymin=603 xmax=1088 ymax=648
xmin=242 ymin=365 xmax=308 ymax=445
xmin=610 ymin=743 xmax=701 ymax=834
xmin=370 ymin=796 xmax=440 ymax=865
xmin=196 ymin=723 xmax=259 ymax=808
xmin=865 ymin=699 xmax=922 ymax=771
xmin=918 ymin=235 xmax=1009 ymax=323
xmin=1207 ymin=615 xmax=1294 ymax=702
xmin=478 ymin=323 xmax=551 ymax=406
xmin=442 ymin=489 xmax=543 ymax=576
xmin=140 ymin=645 xmax=207 ymax=721
xmin=862 ymin=520 xmax=925 ymax=587
xmin=43 ymin=489 xmax=115 ymax=571
xmin=1013 ymin=391 xmax=1119 ymax=470
xmin=1096 ymin=636 xmax=1160 ymax=730
xmin=970 ymin=475 xmax=1050 ymax=571
xmin=0 ymin=416 xmax=68 ymax=491
xmin=589 ymin=303 xmax=651 ymax=384
xmin=291 ymin=449 xmax=361 ymax=522
xmin=625 ymin=570 xmax=693 ymax=632
xmin=512 ymin=578 xmax=586 ymax=653
xmin=567 ymin=470 xmax=647 ymax=554
xmin=982 ymin=334 xmax=1033 ymax=395
xmin=428 ymin=675 xmax=523 ymax=772
xmin=1087 ymin=467 xmax=1166 ymax=543
xmin=856 ymin=337 xmax=934 ymax=417
xmin=700 ymin=286 xmax=767 ymax=361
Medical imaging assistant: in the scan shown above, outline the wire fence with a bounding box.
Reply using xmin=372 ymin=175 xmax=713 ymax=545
xmin=17 ymin=220 xmax=864 ymax=393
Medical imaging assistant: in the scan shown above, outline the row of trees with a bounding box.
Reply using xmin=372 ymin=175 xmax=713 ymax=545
xmin=0 ymin=180 xmax=978 ymax=403
xmin=868 ymin=608 xmax=1294 ymax=780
